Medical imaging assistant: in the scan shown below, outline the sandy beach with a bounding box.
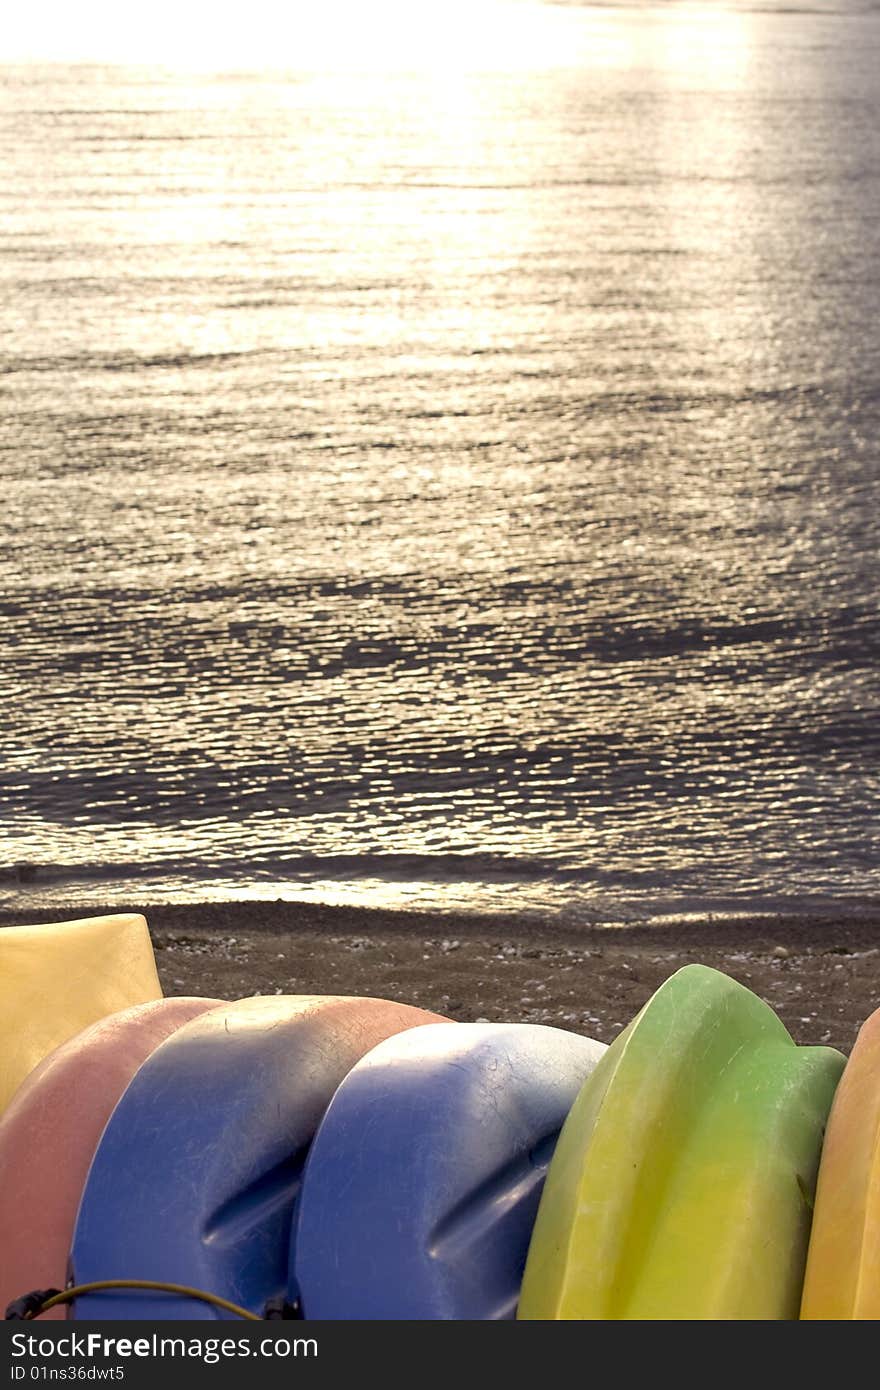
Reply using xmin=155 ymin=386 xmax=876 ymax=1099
xmin=3 ymin=901 xmax=880 ymax=1054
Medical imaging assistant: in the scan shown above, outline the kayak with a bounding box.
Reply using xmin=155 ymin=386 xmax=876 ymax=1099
xmin=70 ymin=995 xmax=446 ymax=1319
xmin=518 ymin=964 xmax=845 ymax=1320
xmin=291 ymin=1022 xmax=607 ymax=1319
xmin=0 ymin=914 xmax=162 ymax=1116
xmin=0 ymin=998 xmax=223 ymax=1319
xmin=1 ymin=903 xmax=863 ymax=1324
xmin=800 ymin=1006 xmax=880 ymax=1319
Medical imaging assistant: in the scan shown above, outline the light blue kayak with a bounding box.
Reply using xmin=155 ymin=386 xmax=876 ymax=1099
xmin=291 ymin=1021 xmax=606 ymax=1319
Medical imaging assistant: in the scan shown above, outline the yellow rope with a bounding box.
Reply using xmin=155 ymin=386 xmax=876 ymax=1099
xmin=32 ymin=1280 xmax=260 ymax=1321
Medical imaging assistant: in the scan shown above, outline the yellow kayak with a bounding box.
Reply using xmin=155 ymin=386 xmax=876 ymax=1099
xmin=801 ymin=1007 xmax=880 ymax=1319
xmin=518 ymin=964 xmax=844 ymax=1320
xmin=0 ymin=913 xmax=161 ymax=1114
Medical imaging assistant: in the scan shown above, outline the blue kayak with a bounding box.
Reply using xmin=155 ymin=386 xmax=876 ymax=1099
xmin=70 ymin=994 xmax=443 ymax=1319
xmin=290 ymin=1021 xmax=606 ymax=1319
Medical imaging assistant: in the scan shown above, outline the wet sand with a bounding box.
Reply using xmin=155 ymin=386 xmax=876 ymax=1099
xmin=3 ymin=900 xmax=880 ymax=1053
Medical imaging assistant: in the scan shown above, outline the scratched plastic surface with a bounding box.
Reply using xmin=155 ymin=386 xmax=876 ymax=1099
xmin=518 ymin=965 xmax=844 ymax=1320
xmin=292 ymin=1021 xmax=606 ymax=1319
xmin=70 ymin=995 xmax=445 ymax=1319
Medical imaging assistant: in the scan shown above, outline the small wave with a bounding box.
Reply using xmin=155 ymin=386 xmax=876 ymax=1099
xmin=2 ymin=855 xmax=878 ymax=931
xmin=0 ymin=851 xmax=603 ymax=888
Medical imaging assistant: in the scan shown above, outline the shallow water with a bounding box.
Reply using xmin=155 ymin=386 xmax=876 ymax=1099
xmin=2 ymin=2 xmax=879 ymax=922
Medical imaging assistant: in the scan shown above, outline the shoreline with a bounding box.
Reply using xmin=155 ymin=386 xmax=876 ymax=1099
xmin=3 ymin=899 xmax=880 ymax=1054
xmin=4 ymin=895 xmax=880 ymax=947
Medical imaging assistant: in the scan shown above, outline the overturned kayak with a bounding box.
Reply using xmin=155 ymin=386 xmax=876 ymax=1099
xmin=518 ymin=964 xmax=844 ymax=1320
xmin=292 ymin=1021 xmax=607 ymax=1319
xmin=801 ymin=1006 xmax=880 ymax=1319
xmin=0 ymin=914 xmax=162 ymax=1116
xmin=70 ymin=995 xmax=446 ymax=1319
xmin=0 ymin=997 xmax=223 ymax=1318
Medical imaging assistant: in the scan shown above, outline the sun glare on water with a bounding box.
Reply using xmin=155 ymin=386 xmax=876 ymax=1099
xmin=1 ymin=0 xmax=610 ymax=71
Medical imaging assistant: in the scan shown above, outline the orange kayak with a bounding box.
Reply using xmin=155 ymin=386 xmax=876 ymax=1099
xmin=801 ymin=1007 xmax=880 ymax=1319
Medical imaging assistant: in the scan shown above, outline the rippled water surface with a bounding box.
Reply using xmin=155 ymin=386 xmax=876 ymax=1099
xmin=2 ymin=2 xmax=879 ymax=921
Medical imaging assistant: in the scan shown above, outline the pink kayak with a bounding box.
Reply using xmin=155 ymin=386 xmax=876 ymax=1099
xmin=0 ymin=997 xmax=223 ymax=1319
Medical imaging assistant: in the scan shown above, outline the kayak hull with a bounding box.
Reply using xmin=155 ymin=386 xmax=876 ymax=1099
xmin=0 ymin=914 xmax=161 ymax=1115
xmin=518 ymin=965 xmax=844 ymax=1320
xmin=292 ymin=1021 xmax=607 ymax=1319
xmin=70 ymin=995 xmax=446 ymax=1319
xmin=0 ymin=998 xmax=222 ymax=1319
xmin=801 ymin=1007 xmax=880 ymax=1319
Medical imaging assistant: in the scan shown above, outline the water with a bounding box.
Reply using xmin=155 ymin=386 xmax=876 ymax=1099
xmin=1 ymin=2 xmax=878 ymax=923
